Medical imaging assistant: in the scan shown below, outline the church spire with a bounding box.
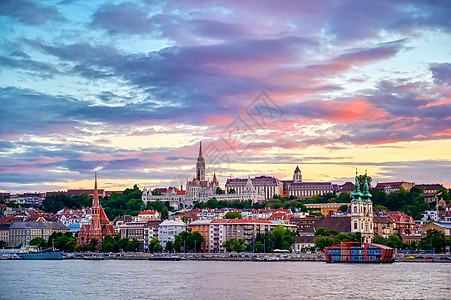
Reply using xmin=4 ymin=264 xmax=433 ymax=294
xmin=196 ymin=141 xmax=206 ymax=180
xmin=352 ymin=169 xmax=362 ymax=200
xmin=90 ymin=172 xmax=102 ymax=234
xmin=93 ymin=172 xmax=99 ymax=208
xmin=361 ymin=170 xmax=372 ymax=202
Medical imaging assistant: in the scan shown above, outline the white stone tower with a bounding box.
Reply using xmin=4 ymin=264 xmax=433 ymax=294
xmin=351 ymin=170 xmax=373 ymax=243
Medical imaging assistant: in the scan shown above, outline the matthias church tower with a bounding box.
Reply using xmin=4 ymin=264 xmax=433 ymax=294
xmin=196 ymin=142 xmax=206 ymax=181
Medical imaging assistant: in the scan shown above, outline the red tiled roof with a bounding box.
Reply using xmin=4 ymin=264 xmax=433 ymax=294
xmin=138 ymin=210 xmax=158 ymax=215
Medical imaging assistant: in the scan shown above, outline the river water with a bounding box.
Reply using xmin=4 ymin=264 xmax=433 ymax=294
xmin=0 ymin=260 xmax=449 ymax=300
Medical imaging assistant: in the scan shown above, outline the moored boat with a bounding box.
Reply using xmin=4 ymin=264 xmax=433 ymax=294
xmin=16 ymin=247 xmax=64 ymax=260
xmin=324 ymin=242 xmax=395 ymax=263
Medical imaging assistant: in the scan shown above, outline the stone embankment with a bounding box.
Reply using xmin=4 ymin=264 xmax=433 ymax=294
xmin=67 ymin=252 xmax=451 ymax=262
xmin=68 ymin=252 xmax=325 ymax=261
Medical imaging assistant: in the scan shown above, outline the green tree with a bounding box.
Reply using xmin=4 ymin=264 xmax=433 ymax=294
xmin=118 ymin=238 xmax=129 ymax=251
xmin=100 ymin=235 xmax=119 ymax=252
xmin=338 ymin=204 xmax=348 ymax=212
xmin=254 ymin=241 xmax=264 ymax=253
xmin=148 ymin=238 xmax=162 ymax=253
xmin=173 ymin=235 xmax=183 ymax=252
xmin=225 ymin=212 xmax=243 ymax=219
xmin=436 ymin=188 xmax=450 ymax=201
xmin=314 ymin=227 xmax=326 ymax=236
xmin=161 ymin=206 xmax=169 ymax=220
xmin=338 ymin=192 xmax=351 ymax=203
xmin=372 ymin=235 xmax=385 ymax=245
xmin=127 ymin=238 xmax=140 ymax=252
xmin=228 ymin=189 xmax=236 ymax=194
xmin=374 ymin=205 xmax=388 ymax=211
xmin=358 ymin=174 xmax=372 ymax=192
xmin=315 ymin=236 xmax=335 ymax=250
xmin=187 ymin=231 xmax=204 ymax=252
xmin=235 ymin=239 xmax=245 ymax=252
xmin=165 ymin=241 xmax=174 ymax=252
xmin=419 ymin=230 xmax=448 ymax=253
xmin=222 ymin=239 xmax=238 ymax=252
xmin=385 ymin=235 xmax=404 ymax=249
xmin=29 ymin=237 xmax=47 ymax=249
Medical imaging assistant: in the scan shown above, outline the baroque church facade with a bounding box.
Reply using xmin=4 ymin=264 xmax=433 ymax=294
xmin=350 ymin=171 xmax=374 ymax=243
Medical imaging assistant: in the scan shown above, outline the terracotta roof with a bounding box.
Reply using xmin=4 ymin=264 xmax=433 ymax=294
xmin=138 ymin=210 xmax=158 ymax=215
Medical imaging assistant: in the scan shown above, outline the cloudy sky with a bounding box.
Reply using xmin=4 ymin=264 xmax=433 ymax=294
xmin=1 ymin=0 xmax=451 ymax=193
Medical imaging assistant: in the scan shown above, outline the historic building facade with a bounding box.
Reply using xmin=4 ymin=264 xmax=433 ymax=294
xmin=282 ymin=166 xmax=339 ymax=199
xmin=77 ymin=174 xmax=116 ymax=247
xmin=225 ymin=176 xmax=281 ymax=200
xmin=350 ymin=171 xmax=373 ymax=243
xmin=9 ymin=221 xmax=69 ymax=247
xmin=142 ymin=187 xmax=186 ymax=210
xmin=215 ymin=177 xmax=265 ymax=203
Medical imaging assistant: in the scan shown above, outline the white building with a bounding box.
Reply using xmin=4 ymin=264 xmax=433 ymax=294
xmin=137 ymin=210 xmax=160 ymax=221
xmin=158 ymin=219 xmax=187 ymax=247
xmin=225 ymin=176 xmax=282 ymax=200
xmin=215 ymin=178 xmax=265 ymax=203
xmin=350 ymin=172 xmax=373 ymax=243
xmin=142 ymin=187 xmax=187 ymax=210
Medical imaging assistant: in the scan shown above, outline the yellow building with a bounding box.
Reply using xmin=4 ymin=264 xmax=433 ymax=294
xmin=304 ymin=203 xmax=349 ymax=216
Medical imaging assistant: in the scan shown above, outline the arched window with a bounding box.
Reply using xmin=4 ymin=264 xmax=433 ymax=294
xmin=353 ymin=206 xmax=357 ymax=213
xmin=354 ymin=222 xmax=358 ymax=230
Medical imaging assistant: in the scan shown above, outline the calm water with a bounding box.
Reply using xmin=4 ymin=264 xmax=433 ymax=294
xmin=0 ymin=260 xmax=449 ymax=300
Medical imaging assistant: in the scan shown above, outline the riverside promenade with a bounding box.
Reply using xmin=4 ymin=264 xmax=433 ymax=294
xmin=69 ymin=252 xmax=451 ymax=262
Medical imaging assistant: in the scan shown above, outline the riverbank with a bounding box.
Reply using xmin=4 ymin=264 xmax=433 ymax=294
xmin=63 ymin=252 xmax=451 ymax=263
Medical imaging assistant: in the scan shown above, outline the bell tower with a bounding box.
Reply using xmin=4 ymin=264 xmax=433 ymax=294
xmin=90 ymin=173 xmax=102 ymax=240
xmin=293 ymin=165 xmax=302 ymax=182
xmin=351 ymin=170 xmax=373 ymax=243
xmin=196 ymin=142 xmax=206 ymax=180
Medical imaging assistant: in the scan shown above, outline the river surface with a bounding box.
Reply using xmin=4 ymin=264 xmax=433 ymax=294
xmin=0 ymin=260 xmax=449 ymax=300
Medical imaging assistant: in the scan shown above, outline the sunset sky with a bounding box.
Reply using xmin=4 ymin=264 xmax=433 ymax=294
xmin=1 ymin=0 xmax=451 ymax=193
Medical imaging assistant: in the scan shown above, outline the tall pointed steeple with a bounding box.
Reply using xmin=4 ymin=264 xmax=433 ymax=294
xmin=351 ymin=169 xmax=362 ymax=200
xmin=90 ymin=172 xmax=102 ymax=235
xmin=361 ymin=170 xmax=372 ymax=202
xmin=196 ymin=141 xmax=206 ymax=180
xmin=93 ymin=172 xmax=100 ymax=208
xmin=293 ymin=165 xmax=302 ymax=182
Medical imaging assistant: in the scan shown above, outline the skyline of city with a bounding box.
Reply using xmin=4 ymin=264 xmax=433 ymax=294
xmin=1 ymin=1 xmax=451 ymax=193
